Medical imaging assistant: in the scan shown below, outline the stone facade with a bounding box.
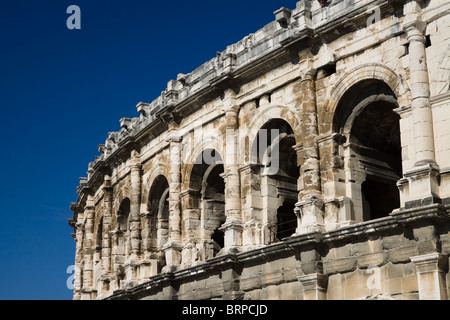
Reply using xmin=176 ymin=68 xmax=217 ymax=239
xmin=69 ymin=0 xmax=450 ymax=300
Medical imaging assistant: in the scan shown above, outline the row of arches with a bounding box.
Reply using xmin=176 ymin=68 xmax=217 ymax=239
xmin=90 ymin=74 xmax=405 ymax=291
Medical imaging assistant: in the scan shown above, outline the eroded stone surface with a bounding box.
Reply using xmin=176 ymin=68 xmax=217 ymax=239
xmin=70 ymin=0 xmax=450 ymax=300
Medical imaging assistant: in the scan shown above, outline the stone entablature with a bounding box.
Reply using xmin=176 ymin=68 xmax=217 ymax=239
xmin=70 ymin=0 xmax=450 ymax=300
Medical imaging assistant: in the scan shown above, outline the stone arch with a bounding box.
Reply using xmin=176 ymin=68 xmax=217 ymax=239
xmin=242 ymin=104 xmax=301 ymax=165
xmin=93 ymin=207 xmax=104 ymax=246
xmin=112 ymin=196 xmax=131 ymax=288
xmin=93 ymin=208 xmax=104 ymax=261
xmin=93 ymin=215 xmax=104 ymax=288
xmin=331 ymin=77 xmax=402 ymax=223
xmin=182 ymin=137 xmax=225 ymax=190
xmin=141 ymin=163 xmax=170 ymax=206
xmin=113 ymin=187 xmax=131 ymax=220
xmin=147 ymin=174 xmax=170 ymax=251
xmin=181 ymin=148 xmax=226 ymax=264
xmin=247 ymin=118 xmax=300 ymax=244
xmin=319 ymin=63 xmax=408 ymax=135
xmin=116 ymin=198 xmax=131 ymax=232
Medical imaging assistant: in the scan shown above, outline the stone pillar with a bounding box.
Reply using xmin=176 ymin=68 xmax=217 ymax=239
xmin=98 ymin=175 xmax=113 ymax=297
xmin=296 ymin=68 xmax=325 ymax=234
xmin=300 ymin=68 xmax=321 ymax=195
xmin=138 ymin=210 xmax=159 ymax=280
xmin=124 ymin=152 xmax=142 ymax=286
xmin=239 ymin=163 xmax=264 ymax=249
xmin=221 ymin=101 xmax=243 ymax=253
xmin=73 ymin=209 xmax=85 ymax=300
xmin=400 ymin=0 xmax=440 ymax=207
xmin=129 ymin=152 xmax=142 ymax=260
xmin=82 ymin=195 xmax=95 ymax=299
xmin=163 ymin=135 xmax=183 ymax=271
xmin=411 ymin=253 xmax=448 ymax=300
xmin=403 ymin=1 xmax=435 ymax=167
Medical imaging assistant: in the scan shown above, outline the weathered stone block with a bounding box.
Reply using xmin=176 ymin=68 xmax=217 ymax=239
xmin=382 ymin=233 xmax=404 ymax=250
xmin=69 ymin=0 xmax=450 ymax=301
xmin=350 ymin=240 xmax=371 ymax=257
xmin=413 ymin=225 xmax=437 ymax=241
xmin=324 ymin=257 xmax=357 ymax=275
xmin=389 ymin=245 xmax=419 ymax=264
xmin=357 ymin=252 xmax=388 ymax=269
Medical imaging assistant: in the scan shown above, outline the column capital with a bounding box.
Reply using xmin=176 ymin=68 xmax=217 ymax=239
xmin=403 ymin=14 xmax=427 ymax=41
xmin=220 ymin=217 xmax=244 ymax=231
xmin=223 ymin=104 xmax=240 ymax=114
xmin=301 ymin=68 xmax=317 ymax=82
xmin=166 ymin=134 xmax=182 ymax=143
xmin=85 ymin=195 xmax=95 ymax=211
xmin=410 ymin=253 xmax=448 ymax=272
xmin=128 ymin=152 xmax=141 ymax=170
xmin=224 ymin=105 xmax=240 ymax=130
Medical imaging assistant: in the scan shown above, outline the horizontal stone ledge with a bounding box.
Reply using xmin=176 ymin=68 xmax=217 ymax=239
xmin=103 ymin=206 xmax=450 ymax=299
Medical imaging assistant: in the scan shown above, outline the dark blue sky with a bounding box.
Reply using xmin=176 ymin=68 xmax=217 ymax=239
xmin=0 ymin=0 xmax=299 ymax=299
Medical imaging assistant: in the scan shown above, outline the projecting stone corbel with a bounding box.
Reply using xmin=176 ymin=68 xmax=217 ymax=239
xmin=274 ymin=7 xmax=291 ymax=28
xmin=136 ymin=102 xmax=151 ymax=117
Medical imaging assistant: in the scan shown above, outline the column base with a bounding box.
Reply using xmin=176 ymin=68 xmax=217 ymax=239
xmin=80 ymin=288 xmax=97 ymax=300
xmin=399 ymin=163 xmax=441 ymax=209
xmin=411 ymin=253 xmax=448 ymax=300
xmin=295 ymin=195 xmax=325 ymax=234
xmin=162 ymin=240 xmax=182 ymax=272
xmin=220 ymin=218 xmax=243 ymax=254
xmin=297 ymin=273 xmax=328 ymax=300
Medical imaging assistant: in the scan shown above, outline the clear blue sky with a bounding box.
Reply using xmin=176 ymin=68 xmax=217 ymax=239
xmin=0 ymin=0 xmax=299 ymax=300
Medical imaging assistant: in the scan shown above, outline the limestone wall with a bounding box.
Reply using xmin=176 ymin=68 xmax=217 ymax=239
xmin=70 ymin=0 xmax=450 ymax=300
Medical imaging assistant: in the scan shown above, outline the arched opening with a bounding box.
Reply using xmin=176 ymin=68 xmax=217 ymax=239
xmin=202 ymin=161 xmax=226 ymax=255
xmin=148 ymin=175 xmax=170 ymax=249
xmin=115 ymin=198 xmax=130 ymax=285
xmin=335 ymin=79 xmax=402 ymax=221
xmin=117 ymin=198 xmax=130 ymax=232
xmin=188 ymin=149 xmax=225 ymax=259
xmin=148 ymin=175 xmax=170 ymax=270
xmin=251 ymin=119 xmax=299 ymax=243
xmin=96 ymin=217 xmax=103 ymax=257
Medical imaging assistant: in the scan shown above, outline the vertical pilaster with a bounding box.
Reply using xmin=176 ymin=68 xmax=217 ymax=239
xmin=403 ymin=0 xmax=435 ymax=167
xmin=163 ymin=135 xmax=183 ymax=271
xmin=99 ymin=174 xmax=113 ymax=297
xmin=121 ymin=152 xmax=142 ymax=287
xmin=222 ymin=96 xmax=243 ymax=253
xmin=300 ymin=68 xmax=321 ymax=196
xmin=82 ymin=195 xmax=95 ymax=299
xmin=401 ymin=0 xmax=441 ymax=207
xmin=129 ymin=152 xmax=142 ymax=260
xmin=73 ymin=209 xmax=85 ymax=300
xmin=411 ymin=253 xmax=448 ymax=300
xmin=296 ymin=68 xmax=325 ymax=234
